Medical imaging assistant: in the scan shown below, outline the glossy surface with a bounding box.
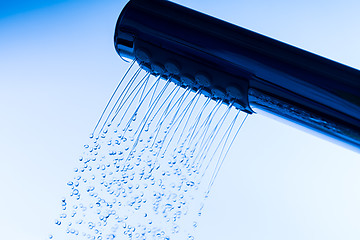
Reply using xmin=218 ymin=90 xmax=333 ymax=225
xmin=114 ymin=0 xmax=360 ymax=149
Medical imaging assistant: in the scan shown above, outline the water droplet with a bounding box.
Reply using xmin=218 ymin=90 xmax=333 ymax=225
xmin=88 ymin=222 xmax=95 ymax=229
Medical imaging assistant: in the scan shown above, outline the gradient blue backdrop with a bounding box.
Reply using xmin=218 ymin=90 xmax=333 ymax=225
xmin=0 ymin=0 xmax=359 ymax=239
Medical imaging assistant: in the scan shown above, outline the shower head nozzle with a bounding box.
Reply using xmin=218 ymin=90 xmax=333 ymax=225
xmin=114 ymin=0 xmax=254 ymax=112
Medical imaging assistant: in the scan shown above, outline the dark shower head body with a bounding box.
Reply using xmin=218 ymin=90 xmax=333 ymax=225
xmin=114 ymin=0 xmax=360 ymax=151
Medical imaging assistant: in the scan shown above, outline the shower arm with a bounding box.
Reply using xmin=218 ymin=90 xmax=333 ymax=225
xmin=114 ymin=0 xmax=360 ymax=152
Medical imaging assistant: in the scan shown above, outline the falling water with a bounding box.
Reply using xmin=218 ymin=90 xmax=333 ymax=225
xmin=50 ymin=61 xmax=248 ymax=239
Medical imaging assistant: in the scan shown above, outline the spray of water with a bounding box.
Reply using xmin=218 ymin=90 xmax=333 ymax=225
xmin=50 ymin=62 xmax=248 ymax=240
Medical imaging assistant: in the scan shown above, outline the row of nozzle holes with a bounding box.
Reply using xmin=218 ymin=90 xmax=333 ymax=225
xmin=135 ymin=49 xmax=244 ymax=109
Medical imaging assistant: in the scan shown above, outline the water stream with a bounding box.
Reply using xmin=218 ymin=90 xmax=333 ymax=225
xmin=51 ymin=62 xmax=248 ymax=239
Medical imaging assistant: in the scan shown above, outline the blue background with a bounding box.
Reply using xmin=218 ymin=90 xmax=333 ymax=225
xmin=0 ymin=0 xmax=72 ymax=17
xmin=0 ymin=0 xmax=359 ymax=239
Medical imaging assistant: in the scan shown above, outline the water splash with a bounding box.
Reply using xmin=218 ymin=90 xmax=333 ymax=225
xmin=51 ymin=63 xmax=248 ymax=239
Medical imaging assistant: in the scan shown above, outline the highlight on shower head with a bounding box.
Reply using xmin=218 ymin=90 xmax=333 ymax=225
xmin=114 ymin=0 xmax=360 ymax=151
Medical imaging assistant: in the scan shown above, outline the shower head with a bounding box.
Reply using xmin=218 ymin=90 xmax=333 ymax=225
xmin=114 ymin=0 xmax=360 ymax=151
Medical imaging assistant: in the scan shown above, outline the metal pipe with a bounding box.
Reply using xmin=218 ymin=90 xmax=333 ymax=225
xmin=114 ymin=0 xmax=360 ymax=151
